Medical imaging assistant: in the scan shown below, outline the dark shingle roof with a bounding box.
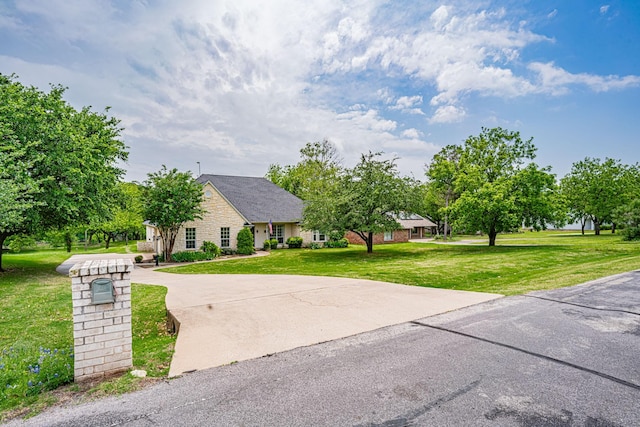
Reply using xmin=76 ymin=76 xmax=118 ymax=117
xmin=197 ymin=175 xmax=303 ymax=223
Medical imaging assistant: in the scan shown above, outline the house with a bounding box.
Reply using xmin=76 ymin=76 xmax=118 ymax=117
xmin=344 ymin=213 xmax=437 ymax=245
xmin=145 ymin=174 xmax=315 ymax=252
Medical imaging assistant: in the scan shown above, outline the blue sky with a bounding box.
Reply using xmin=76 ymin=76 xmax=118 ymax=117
xmin=1 ymin=0 xmax=638 ymax=182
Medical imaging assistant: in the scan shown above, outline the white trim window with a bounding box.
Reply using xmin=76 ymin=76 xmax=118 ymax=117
xmin=312 ymin=231 xmax=326 ymax=242
xmin=273 ymin=224 xmax=285 ymax=244
xmin=384 ymin=231 xmax=393 ymax=241
xmin=221 ymin=227 xmax=230 ymax=248
xmin=185 ymin=228 xmax=196 ymax=249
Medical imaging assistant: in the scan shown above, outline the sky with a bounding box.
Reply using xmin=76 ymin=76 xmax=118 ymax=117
xmin=1 ymin=0 xmax=639 ymax=183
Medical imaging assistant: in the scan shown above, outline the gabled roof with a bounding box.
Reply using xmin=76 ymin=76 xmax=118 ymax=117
xmin=197 ymin=174 xmax=303 ymax=223
xmin=397 ymin=213 xmax=437 ymax=229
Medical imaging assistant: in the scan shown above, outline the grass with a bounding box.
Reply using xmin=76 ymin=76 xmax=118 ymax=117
xmin=0 ymin=242 xmax=175 ymax=420
xmin=163 ymin=231 xmax=640 ymax=296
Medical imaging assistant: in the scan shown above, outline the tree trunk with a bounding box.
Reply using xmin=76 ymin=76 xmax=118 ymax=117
xmin=366 ymin=232 xmax=373 ymax=253
xmin=443 ymin=193 xmax=449 ymax=242
xmin=0 ymin=233 xmax=7 ymax=272
xmin=64 ymin=230 xmax=72 ymax=253
xmin=594 ymin=218 xmax=601 ymax=236
xmin=581 ymin=218 xmax=585 ymax=235
xmin=611 ymin=223 xmax=616 ymax=234
xmin=488 ymin=226 xmax=497 ymax=247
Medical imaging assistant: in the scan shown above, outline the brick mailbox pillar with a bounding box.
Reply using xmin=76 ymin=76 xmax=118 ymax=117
xmin=69 ymin=259 xmax=133 ymax=382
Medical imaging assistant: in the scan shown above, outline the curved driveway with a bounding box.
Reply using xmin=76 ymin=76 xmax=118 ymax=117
xmin=60 ymin=254 xmax=502 ymax=378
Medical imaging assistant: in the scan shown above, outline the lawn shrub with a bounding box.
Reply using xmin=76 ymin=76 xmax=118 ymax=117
xmin=325 ymin=238 xmax=348 ymax=248
xmin=269 ymin=238 xmax=279 ymax=249
xmin=263 ymin=240 xmax=271 ymax=250
xmin=6 ymin=235 xmax=37 ymax=252
xmin=286 ymin=237 xmax=303 ymax=248
xmin=134 ymin=255 xmax=143 ymax=263
xmin=200 ymin=241 xmax=221 ymax=258
xmin=622 ymin=226 xmax=640 ymax=241
xmin=310 ymin=242 xmax=322 ymax=249
xmin=236 ymin=228 xmax=254 ymax=255
xmin=170 ymin=251 xmax=211 ymax=262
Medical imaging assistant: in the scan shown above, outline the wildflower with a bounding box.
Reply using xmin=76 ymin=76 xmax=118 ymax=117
xmin=0 ymin=364 xmax=4 ymax=369
xmin=28 ymin=381 xmax=33 ymax=387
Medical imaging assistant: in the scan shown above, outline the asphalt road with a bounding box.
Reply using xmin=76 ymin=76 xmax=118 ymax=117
xmin=6 ymin=271 xmax=640 ymax=426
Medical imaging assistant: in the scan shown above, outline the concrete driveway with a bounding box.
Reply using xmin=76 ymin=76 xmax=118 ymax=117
xmin=130 ymin=267 xmax=502 ymax=377
xmin=25 ymin=268 xmax=640 ymax=426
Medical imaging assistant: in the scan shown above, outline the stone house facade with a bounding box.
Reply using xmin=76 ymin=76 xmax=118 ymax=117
xmin=145 ymin=175 xmax=317 ymax=252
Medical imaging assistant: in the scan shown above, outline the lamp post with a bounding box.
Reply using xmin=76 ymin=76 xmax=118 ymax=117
xmin=197 ymin=161 xmax=201 ymax=176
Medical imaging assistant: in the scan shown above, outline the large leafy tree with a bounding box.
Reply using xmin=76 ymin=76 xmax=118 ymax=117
xmin=303 ymin=151 xmax=419 ymax=253
xmin=560 ymin=158 xmax=631 ymax=235
xmin=143 ymin=166 xmax=205 ymax=262
xmin=0 ymin=74 xmax=127 ymax=271
xmin=448 ymin=127 xmax=560 ymax=246
xmin=266 ymin=139 xmax=342 ymax=200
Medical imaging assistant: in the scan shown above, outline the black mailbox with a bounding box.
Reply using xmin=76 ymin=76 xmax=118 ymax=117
xmin=91 ymin=278 xmax=115 ymax=304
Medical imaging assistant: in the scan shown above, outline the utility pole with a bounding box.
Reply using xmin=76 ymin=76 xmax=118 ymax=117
xmin=197 ymin=161 xmax=201 ymax=176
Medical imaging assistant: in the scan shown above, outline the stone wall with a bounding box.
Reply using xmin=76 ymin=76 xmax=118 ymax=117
xmin=69 ymin=259 xmax=133 ymax=382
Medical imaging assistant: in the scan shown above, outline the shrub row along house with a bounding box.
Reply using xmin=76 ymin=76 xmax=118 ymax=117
xmin=144 ymin=174 xmax=436 ymax=252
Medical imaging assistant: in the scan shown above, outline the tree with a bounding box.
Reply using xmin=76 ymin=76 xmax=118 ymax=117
xmin=93 ymin=182 xmax=145 ymax=249
xmin=143 ymin=166 xmax=205 ymax=262
xmin=0 ymin=74 xmax=127 ymax=271
xmin=425 ymin=145 xmax=462 ymax=240
xmin=303 ymin=151 xmax=419 ymax=253
xmin=266 ymin=139 xmax=342 ymax=200
xmin=560 ymin=158 xmax=629 ymax=235
xmin=448 ymin=127 xmax=559 ymax=246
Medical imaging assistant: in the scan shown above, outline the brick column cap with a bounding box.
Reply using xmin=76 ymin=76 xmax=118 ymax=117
xmin=69 ymin=259 xmax=133 ymax=277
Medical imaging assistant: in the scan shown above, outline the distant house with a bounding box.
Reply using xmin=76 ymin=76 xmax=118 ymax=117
xmin=344 ymin=213 xmax=437 ymax=246
xmin=145 ymin=175 xmax=317 ymax=252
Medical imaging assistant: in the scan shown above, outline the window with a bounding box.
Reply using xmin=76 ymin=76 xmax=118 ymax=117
xmin=271 ymin=224 xmax=285 ymax=244
xmin=185 ymin=228 xmax=196 ymax=249
xmin=384 ymin=231 xmax=393 ymax=241
xmin=312 ymin=231 xmax=326 ymax=242
xmin=221 ymin=227 xmax=230 ymax=248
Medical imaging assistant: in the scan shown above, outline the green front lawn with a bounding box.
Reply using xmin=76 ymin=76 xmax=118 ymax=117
xmin=164 ymin=231 xmax=640 ymax=295
xmin=0 ymin=243 xmax=175 ymax=420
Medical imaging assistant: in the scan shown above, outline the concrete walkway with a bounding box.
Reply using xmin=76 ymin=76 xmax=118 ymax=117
xmin=59 ymin=254 xmax=502 ymax=378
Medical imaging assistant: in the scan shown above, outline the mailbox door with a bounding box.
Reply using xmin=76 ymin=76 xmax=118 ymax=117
xmin=91 ymin=278 xmax=115 ymax=304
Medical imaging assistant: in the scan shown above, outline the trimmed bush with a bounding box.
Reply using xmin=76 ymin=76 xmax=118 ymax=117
xmin=286 ymin=236 xmax=303 ymax=248
xmin=201 ymin=241 xmax=221 ymax=258
xmin=237 ymin=228 xmax=255 ymax=255
xmin=325 ymin=238 xmax=348 ymax=248
xmin=134 ymin=255 xmax=143 ymax=263
xmin=269 ymin=238 xmax=279 ymax=249
xmin=263 ymin=240 xmax=271 ymax=250
xmin=171 ymin=251 xmax=212 ymax=262
xmin=310 ymin=242 xmax=322 ymax=250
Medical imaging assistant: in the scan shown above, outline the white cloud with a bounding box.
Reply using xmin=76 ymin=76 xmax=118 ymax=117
xmin=429 ymin=105 xmax=467 ymax=124
xmin=390 ymin=95 xmax=424 ymax=114
xmin=547 ymin=9 xmax=558 ymax=19
xmin=600 ymin=5 xmax=610 ymax=14
xmin=529 ymin=62 xmax=640 ymax=93
xmin=402 ymin=128 xmax=422 ymax=139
